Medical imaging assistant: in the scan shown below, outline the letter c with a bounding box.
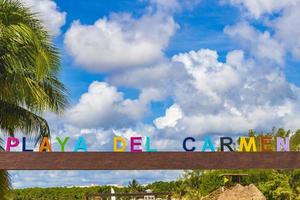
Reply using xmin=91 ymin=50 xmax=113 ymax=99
xmin=183 ymin=137 xmax=196 ymax=152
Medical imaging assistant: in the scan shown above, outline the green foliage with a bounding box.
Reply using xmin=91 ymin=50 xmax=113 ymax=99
xmin=146 ymin=181 xmax=172 ymax=192
xmin=127 ymin=179 xmax=144 ymax=192
xmin=0 ymin=0 xmax=68 ymax=199
xmin=0 ymin=0 xmax=68 ymax=139
xmin=290 ymin=130 xmax=300 ymax=151
xmin=9 ymin=187 xmax=100 ymax=200
xmin=180 ymin=169 xmax=300 ymax=200
xmin=6 ymin=168 xmax=300 ymax=200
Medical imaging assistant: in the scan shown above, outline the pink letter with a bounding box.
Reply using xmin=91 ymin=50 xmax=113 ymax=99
xmin=277 ymin=137 xmax=290 ymax=152
xmin=6 ymin=137 xmax=20 ymax=151
xmin=130 ymin=137 xmax=142 ymax=152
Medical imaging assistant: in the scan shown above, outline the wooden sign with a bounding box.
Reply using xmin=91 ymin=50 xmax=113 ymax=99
xmin=0 ymin=152 xmax=300 ymax=170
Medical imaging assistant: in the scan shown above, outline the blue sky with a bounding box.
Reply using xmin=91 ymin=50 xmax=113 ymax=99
xmin=10 ymin=0 xmax=300 ymax=188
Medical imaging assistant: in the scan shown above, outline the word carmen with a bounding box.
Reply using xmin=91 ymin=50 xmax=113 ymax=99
xmin=183 ymin=136 xmax=291 ymax=152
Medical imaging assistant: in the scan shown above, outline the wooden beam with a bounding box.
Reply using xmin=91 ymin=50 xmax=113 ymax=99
xmin=0 ymin=152 xmax=299 ymax=170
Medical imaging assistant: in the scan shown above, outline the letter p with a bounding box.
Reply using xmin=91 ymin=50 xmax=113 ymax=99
xmin=6 ymin=137 xmax=20 ymax=151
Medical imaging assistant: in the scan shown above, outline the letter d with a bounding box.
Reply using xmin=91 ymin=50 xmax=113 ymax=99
xmin=114 ymin=137 xmax=127 ymax=152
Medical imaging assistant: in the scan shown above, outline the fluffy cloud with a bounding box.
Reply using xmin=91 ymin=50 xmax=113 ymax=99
xmin=225 ymin=0 xmax=300 ymax=61
xmin=64 ymin=11 xmax=177 ymax=72
xmin=272 ymin=3 xmax=300 ymax=59
xmin=226 ymin=0 xmax=299 ymax=18
xmin=224 ymin=22 xmax=285 ymax=64
xmin=149 ymin=48 xmax=300 ymax=135
xmin=100 ymin=46 xmax=300 ymax=135
xmin=65 ymin=81 xmax=124 ymax=128
xmin=62 ymin=0 xmax=202 ymax=73
xmin=20 ymin=0 xmax=66 ymax=36
xmin=65 ymin=81 xmax=163 ymax=129
xmin=154 ymin=104 xmax=183 ymax=129
xmin=67 ymin=46 xmax=300 ymax=136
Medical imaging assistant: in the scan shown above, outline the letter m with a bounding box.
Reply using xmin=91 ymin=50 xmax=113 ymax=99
xmin=239 ymin=137 xmax=257 ymax=152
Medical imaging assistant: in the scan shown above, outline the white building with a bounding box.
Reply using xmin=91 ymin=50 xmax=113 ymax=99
xmin=143 ymin=189 xmax=155 ymax=200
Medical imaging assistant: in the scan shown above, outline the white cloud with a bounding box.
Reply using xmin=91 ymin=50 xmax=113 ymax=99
xmin=173 ymin=49 xmax=242 ymax=102
xmin=65 ymin=81 xmax=163 ymax=129
xmin=65 ymin=81 xmax=125 ymax=128
xmin=224 ymin=22 xmax=285 ymax=64
xmin=272 ymin=3 xmax=300 ymax=59
xmin=68 ymin=41 xmax=300 ymax=138
xmin=106 ymin=47 xmax=300 ymax=135
xmin=226 ymin=0 xmax=299 ymax=18
xmin=225 ymin=0 xmax=300 ymax=61
xmin=154 ymin=104 xmax=183 ymax=129
xmin=148 ymin=48 xmax=300 ymax=135
xmin=64 ymin=11 xmax=177 ymax=72
xmin=20 ymin=0 xmax=66 ymax=36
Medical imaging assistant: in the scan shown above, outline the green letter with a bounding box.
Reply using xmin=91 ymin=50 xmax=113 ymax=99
xmin=56 ymin=137 xmax=70 ymax=152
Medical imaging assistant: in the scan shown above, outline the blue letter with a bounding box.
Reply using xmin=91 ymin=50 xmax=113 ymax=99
xmin=22 ymin=137 xmax=33 ymax=152
xmin=201 ymin=137 xmax=215 ymax=152
xmin=146 ymin=137 xmax=157 ymax=152
xmin=73 ymin=136 xmax=87 ymax=152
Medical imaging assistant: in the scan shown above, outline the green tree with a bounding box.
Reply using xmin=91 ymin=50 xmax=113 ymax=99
xmin=146 ymin=181 xmax=172 ymax=192
xmin=127 ymin=179 xmax=144 ymax=193
xmin=0 ymin=0 xmax=68 ymax=198
xmin=290 ymin=130 xmax=300 ymax=151
xmin=171 ymin=180 xmax=187 ymax=200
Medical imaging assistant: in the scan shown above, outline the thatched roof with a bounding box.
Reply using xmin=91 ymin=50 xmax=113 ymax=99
xmin=201 ymin=184 xmax=266 ymax=200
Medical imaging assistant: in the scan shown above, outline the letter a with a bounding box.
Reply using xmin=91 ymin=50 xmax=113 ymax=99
xmin=73 ymin=136 xmax=87 ymax=152
xmin=201 ymin=137 xmax=216 ymax=152
xmin=39 ymin=137 xmax=52 ymax=152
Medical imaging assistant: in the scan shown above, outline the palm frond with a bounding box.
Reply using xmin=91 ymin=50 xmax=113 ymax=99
xmin=0 ymin=100 xmax=50 ymax=142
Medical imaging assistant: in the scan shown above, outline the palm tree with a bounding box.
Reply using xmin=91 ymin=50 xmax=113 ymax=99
xmin=128 ymin=179 xmax=143 ymax=193
xmin=0 ymin=0 xmax=68 ymax=197
xmin=172 ymin=180 xmax=187 ymax=200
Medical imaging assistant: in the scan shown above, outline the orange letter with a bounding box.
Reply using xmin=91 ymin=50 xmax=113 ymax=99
xmin=260 ymin=136 xmax=273 ymax=152
xmin=39 ymin=137 xmax=52 ymax=152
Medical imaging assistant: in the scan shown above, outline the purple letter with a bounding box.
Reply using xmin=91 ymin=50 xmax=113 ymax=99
xmin=277 ymin=137 xmax=290 ymax=152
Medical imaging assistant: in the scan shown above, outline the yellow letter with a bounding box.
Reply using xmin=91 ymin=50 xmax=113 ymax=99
xmin=39 ymin=137 xmax=52 ymax=152
xmin=239 ymin=137 xmax=257 ymax=152
xmin=114 ymin=137 xmax=127 ymax=152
